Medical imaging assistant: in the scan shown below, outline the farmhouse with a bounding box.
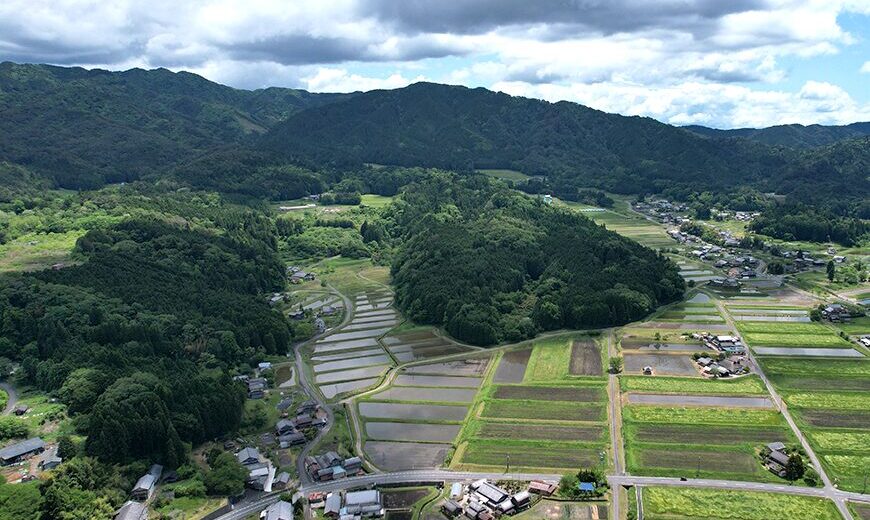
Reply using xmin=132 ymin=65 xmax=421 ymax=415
xmin=443 ymin=500 xmax=462 ymax=517
xmin=276 ymin=419 xmax=296 ymax=436
xmin=528 ymin=481 xmax=557 ymax=496
xmin=131 ymin=465 xmax=162 ymax=501
xmin=262 ymin=500 xmax=294 ymax=520
xmin=247 ymin=378 xmax=268 ymax=399
xmin=237 ymin=446 xmax=262 ymax=466
xmin=821 ymin=304 xmax=852 ymax=322
xmin=272 ymin=472 xmax=291 ymax=490
xmin=278 ymin=432 xmax=306 ymax=448
xmin=342 ymin=489 xmax=384 ymax=518
xmin=469 ymin=479 xmax=509 ymax=507
xmin=38 ymin=449 xmax=63 ymax=470
xmin=0 ymin=437 xmax=45 ymax=466
xmin=325 ymin=493 xmax=342 ymax=517
xmin=114 ymin=501 xmax=148 ymax=520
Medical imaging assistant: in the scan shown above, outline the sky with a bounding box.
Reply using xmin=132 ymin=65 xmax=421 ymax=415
xmin=1 ymin=0 xmax=868 ymax=129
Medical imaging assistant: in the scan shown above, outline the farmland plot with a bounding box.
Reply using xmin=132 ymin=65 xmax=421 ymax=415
xmin=625 ymin=394 xmax=774 ymax=408
xmin=493 ymin=348 xmax=532 ymax=383
xmin=627 ymin=424 xmax=789 ymax=445
xmin=404 ymin=358 xmax=489 ymax=376
xmin=394 ymin=374 xmax=482 ymax=388
xmin=623 ymin=353 xmax=698 ymax=376
xmin=620 ymin=375 xmax=767 ymax=395
xmin=359 ymin=402 xmax=469 ymax=421
xmin=492 ymin=385 xmax=604 ymax=402
xmin=461 ymin=440 xmax=602 ymax=470
xmin=475 ymin=422 xmax=604 ymax=442
xmin=315 ymin=365 xmax=388 ymax=384
xmin=482 ymin=400 xmax=605 ymax=422
xmin=365 ymin=422 xmax=461 ymax=442
xmin=642 ymin=487 xmax=842 ymax=520
xmin=369 ymin=386 xmax=479 ymax=403
xmin=365 ymin=441 xmax=450 ymax=470
xmin=569 ymin=340 xmax=603 ymax=375
xmin=321 ymin=378 xmax=379 ymax=399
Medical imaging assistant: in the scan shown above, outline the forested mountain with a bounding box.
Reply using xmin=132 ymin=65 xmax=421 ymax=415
xmin=0 ymin=62 xmax=348 ymax=189
xmin=389 ymin=174 xmax=684 ymax=345
xmin=0 ymin=188 xmax=294 ymax=466
xmin=684 ymin=122 xmax=870 ymax=148
xmin=261 ymin=82 xmax=869 ymax=211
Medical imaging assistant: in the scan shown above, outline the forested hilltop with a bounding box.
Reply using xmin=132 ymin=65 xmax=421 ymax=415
xmin=389 ymin=174 xmax=684 ymax=345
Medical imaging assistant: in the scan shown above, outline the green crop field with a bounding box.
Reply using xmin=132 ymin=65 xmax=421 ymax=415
xmin=785 ymin=392 xmax=869 ymax=410
xmin=359 ymin=194 xmax=395 ymax=208
xmin=625 ymin=423 xmax=790 ymax=446
xmin=736 ymin=322 xmax=834 ymax=335
xmin=482 ymin=400 xmax=605 ymax=422
xmin=460 ymin=439 xmax=602 ymax=469
xmin=833 ymin=316 xmax=870 ymax=335
xmin=623 ymin=406 xmax=785 ymax=426
xmin=760 ymin=358 xmax=870 ymax=378
xmin=743 ymin=332 xmax=851 ymax=348
xmin=620 ymin=375 xmax=767 ymax=395
xmin=642 ymin=487 xmax=841 ymax=520
xmin=523 ymin=337 xmax=572 ymax=382
xmin=810 ymin=431 xmax=870 ymax=452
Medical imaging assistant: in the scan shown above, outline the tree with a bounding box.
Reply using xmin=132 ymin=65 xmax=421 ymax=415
xmin=0 ymin=417 xmax=29 ymax=441
xmin=204 ymin=452 xmax=247 ymax=497
xmin=609 ymin=357 xmax=624 ymax=374
xmin=57 ymin=435 xmax=76 ymax=460
xmin=784 ymin=453 xmax=806 ymax=482
xmin=767 ymin=262 xmax=785 ymax=275
xmin=826 ymin=261 xmax=836 ymax=281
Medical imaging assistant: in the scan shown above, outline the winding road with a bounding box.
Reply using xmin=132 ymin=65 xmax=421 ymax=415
xmin=0 ymin=381 xmax=18 ymax=415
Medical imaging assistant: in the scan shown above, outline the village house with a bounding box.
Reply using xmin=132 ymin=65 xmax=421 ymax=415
xmin=131 ymin=464 xmax=163 ymax=501
xmin=247 ymin=378 xmax=268 ymax=399
xmin=442 ymin=500 xmax=462 ymax=518
xmin=114 ymin=501 xmax=148 ymax=520
xmin=342 ymin=489 xmax=385 ymax=518
xmin=271 ymin=472 xmax=291 ymax=490
xmin=38 ymin=448 xmax=62 ymax=471
xmin=237 ymin=446 xmax=262 ymax=466
xmin=325 ymin=493 xmax=342 ymax=517
xmin=0 ymin=437 xmax=45 ymax=466
xmin=262 ymin=500 xmax=293 ymax=520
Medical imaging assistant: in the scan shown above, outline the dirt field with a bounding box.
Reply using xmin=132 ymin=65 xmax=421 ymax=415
xmin=626 ymin=394 xmax=774 ymax=408
xmin=639 ymin=448 xmax=757 ymax=473
xmin=517 ymin=500 xmax=607 ymax=520
xmin=493 ymin=385 xmax=604 ymax=402
xmin=630 ymin=424 xmax=789 ymax=445
xmin=798 ymin=409 xmax=870 ymax=429
xmin=461 ymin=441 xmax=601 ymax=469
xmin=383 ymin=488 xmax=431 ymax=509
xmin=569 ymin=340 xmax=602 ymax=376
xmin=404 ymin=359 xmax=490 ymax=376
xmin=477 ymin=422 xmax=604 ymax=442
xmin=365 ymin=441 xmax=449 ymax=470
xmin=482 ymin=400 xmax=604 ymax=421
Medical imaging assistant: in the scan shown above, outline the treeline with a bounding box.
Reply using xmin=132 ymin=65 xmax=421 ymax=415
xmin=0 ymin=197 xmax=294 ymax=466
xmin=390 ymin=174 xmax=684 ymax=345
xmin=749 ymin=205 xmax=869 ymax=246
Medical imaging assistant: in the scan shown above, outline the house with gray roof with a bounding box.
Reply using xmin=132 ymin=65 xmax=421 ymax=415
xmin=264 ymin=500 xmax=294 ymax=520
xmin=0 ymin=437 xmax=45 ymax=466
xmin=114 ymin=500 xmax=148 ymax=520
xmin=237 ymin=447 xmax=261 ymax=466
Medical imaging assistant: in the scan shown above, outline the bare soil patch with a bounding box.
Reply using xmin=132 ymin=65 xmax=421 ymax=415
xmin=493 ymin=385 xmax=603 ymax=402
xmin=569 ymin=340 xmax=602 ymax=376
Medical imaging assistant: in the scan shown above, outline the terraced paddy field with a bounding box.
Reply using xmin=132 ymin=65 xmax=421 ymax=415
xmin=381 ymin=327 xmax=474 ymax=362
xmin=316 ymin=365 xmax=389 ymax=384
xmin=358 ymin=358 xmax=488 ymax=470
xmin=640 ymin=487 xmax=842 ymax=520
xmin=321 ymin=378 xmax=380 ymax=399
xmin=759 ymin=356 xmax=870 ymax=492
xmin=622 ymin=401 xmax=794 ymax=481
xmin=453 ymin=341 xmax=610 ymax=472
xmin=586 ymin=206 xmax=673 ymax=249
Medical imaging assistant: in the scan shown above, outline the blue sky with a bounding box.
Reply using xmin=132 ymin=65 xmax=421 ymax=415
xmin=0 ymin=0 xmax=867 ymax=128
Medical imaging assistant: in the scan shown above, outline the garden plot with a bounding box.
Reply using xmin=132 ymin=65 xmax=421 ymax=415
xmin=313 ymin=354 xmax=393 ymax=373
xmin=394 ymin=374 xmax=482 ymax=388
xmin=460 ymin=440 xmax=603 ymax=470
xmin=623 ymin=405 xmax=793 ymax=481
xmin=625 ymin=394 xmax=774 ymax=408
xmin=482 ymin=400 xmax=604 ymax=422
xmin=623 ymin=353 xmax=699 ymax=376
xmin=641 ymin=487 xmax=842 ymax=520
xmin=753 ymin=347 xmax=863 ymax=357
xmin=569 ymin=340 xmax=603 ymax=375
xmin=315 ymin=365 xmax=389 ymax=384
xmin=358 ymin=402 xmax=469 ymax=421
xmin=734 ymin=315 xmax=811 ymax=322
xmin=365 ymin=422 xmax=461 ymax=442
xmin=321 ymin=378 xmax=379 ymax=399
xmin=621 ymin=375 xmax=767 ymax=395
xmin=628 ymin=424 xmax=789 ymax=445
xmin=369 ymin=386 xmax=478 ymax=403
xmin=492 ymin=385 xmax=604 ymax=402
xmin=365 ymin=441 xmax=450 ymax=471
xmin=493 ymin=348 xmax=532 ymax=383
xmin=475 ymin=422 xmax=604 ymax=442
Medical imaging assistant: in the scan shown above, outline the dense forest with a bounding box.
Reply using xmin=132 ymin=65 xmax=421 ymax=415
xmin=0 ymin=189 xmax=295 ymax=468
xmin=684 ymin=122 xmax=870 ymax=148
xmin=389 ymin=174 xmax=685 ymax=345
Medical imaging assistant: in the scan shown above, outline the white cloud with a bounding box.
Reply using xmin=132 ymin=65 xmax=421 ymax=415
xmin=302 ymin=67 xmax=426 ymax=92
xmin=0 ymin=0 xmax=867 ymax=127
xmin=861 ymin=61 xmax=870 ymax=74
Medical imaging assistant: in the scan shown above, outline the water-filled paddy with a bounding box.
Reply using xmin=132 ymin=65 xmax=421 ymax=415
xmin=320 ymin=378 xmax=379 ymax=399
xmin=313 ymin=354 xmax=392 ymax=373
xmin=370 ymin=386 xmax=478 ymax=402
xmin=493 ymin=348 xmax=531 ymax=383
xmin=359 ymin=402 xmax=469 ymax=421
xmin=393 ymin=374 xmax=482 ymax=388
xmin=315 ymin=364 xmax=388 ymax=384
xmin=624 ymin=353 xmax=698 ymax=376
xmin=365 ymin=422 xmax=461 ymax=442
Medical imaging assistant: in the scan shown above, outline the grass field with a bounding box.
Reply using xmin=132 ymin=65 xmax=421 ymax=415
xmin=785 ymin=391 xmax=869 ymax=410
xmin=760 ymin=358 xmax=870 ymax=378
xmin=620 ymin=375 xmax=767 ymax=395
xmin=360 ymin=194 xmax=395 ymax=208
xmin=833 ymin=316 xmax=870 ymax=335
xmin=476 ymin=169 xmax=530 ymax=181
xmin=743 ymin=332 xmax=852 ymax=348
xmin=642 ymin=487 xmax=841 ymax=520
xmin=809 ymin=431 xmax=870 ymax=452
xmin=0 ymin=230 xmax=83 ymax=272
xmin=524 ymin=337 xmax=572 ymax=382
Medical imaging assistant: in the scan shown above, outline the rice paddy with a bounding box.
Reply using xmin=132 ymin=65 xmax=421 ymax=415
xmin=641 ymin=487 xmax=842 ymax=520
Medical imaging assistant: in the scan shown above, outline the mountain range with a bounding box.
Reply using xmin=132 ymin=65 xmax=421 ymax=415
xmin=1 ymin=62 xmax=868 ymax=210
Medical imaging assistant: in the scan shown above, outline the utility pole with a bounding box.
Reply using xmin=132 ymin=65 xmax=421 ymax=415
xmin=506 ymin=454 xmax=510 ymax=474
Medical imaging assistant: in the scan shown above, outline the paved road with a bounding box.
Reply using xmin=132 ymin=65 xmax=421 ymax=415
xmin=710 ymin=291 xmax=854 ymax=520
xmin=0 ymin=381 xmax=18 ymax=415
xmin=293 ymin=283 xmax=353 ymax=484
xmin=214 ymin=469 xmax=870 ymax=520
